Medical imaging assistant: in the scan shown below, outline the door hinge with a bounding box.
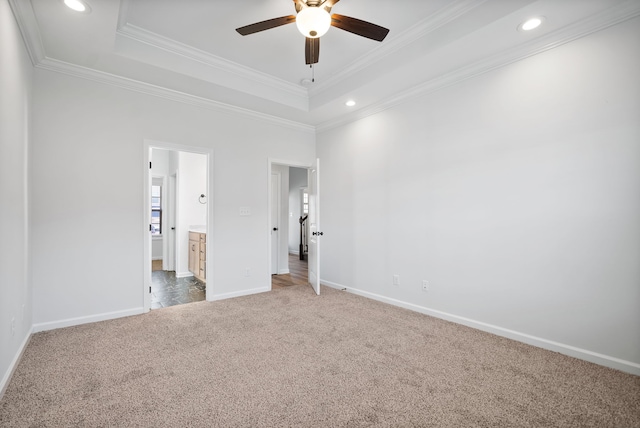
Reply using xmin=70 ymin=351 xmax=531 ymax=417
xmin=149 ymin=161 xmax=152 ymax=169
xmin=149 ymin=224 xmax=152 ymax=231
xmin=149 ymin=286 xmax=151 ymax=293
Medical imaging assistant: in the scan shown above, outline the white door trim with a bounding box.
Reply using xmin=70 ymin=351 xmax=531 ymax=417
xmin=143 ymin=140 xmax=214 ymax=312
xmin=270 ymin=171 xmax=281 ymax=275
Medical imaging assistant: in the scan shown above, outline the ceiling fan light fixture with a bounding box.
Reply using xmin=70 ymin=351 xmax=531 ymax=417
xmin=345 ymin=100 xmax=356 ymax=107
xmin=296 ymin=6 xmax=331 ymax=38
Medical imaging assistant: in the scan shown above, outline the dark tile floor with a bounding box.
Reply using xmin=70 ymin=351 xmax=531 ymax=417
xmin=151 ymin=270 xmax=206 ymax=309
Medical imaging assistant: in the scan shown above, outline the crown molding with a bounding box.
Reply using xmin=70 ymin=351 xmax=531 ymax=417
xmin=116 ymin=0 xmax=132 ymax=30
xmin=316 ymin=0 xmax=640 ymax=133
xmin=11 ymin=0 xmax=640 ymax=137
xmin=7 ymin=0 xmax=45 ymax=66
xmin=115 ymin=1 xmax=485 ymax=109
xmin=9 ymin=0 xmax=314 ymax=133
xmin=308 ymin=0 xmax=487 ymax=97
xmin=36 ymin=57 xmax=315 ymax=134
xmin=116 ymin=23 xmax=308 ymax=102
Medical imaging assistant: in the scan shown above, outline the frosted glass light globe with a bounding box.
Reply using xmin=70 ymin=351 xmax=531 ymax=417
xmin=296 ymin=7 xmax=331 ymax=38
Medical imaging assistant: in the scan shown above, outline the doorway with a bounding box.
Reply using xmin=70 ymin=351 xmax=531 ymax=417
xmin=269 ymin=160 xmax=320 ymax=294
xmin=272 ymin=254 xmax=309 ymax=289
xmin=143 ymin=141 xmax=213 ymax=312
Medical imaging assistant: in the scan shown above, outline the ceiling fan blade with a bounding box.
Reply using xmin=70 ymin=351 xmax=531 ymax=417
xmin=331 ymin=14 xmax=389 ymax=42
xmin=236 ymin=15 xmax=296 ymax=36
xmin=305 ymin=37 xmax=320 ymax=65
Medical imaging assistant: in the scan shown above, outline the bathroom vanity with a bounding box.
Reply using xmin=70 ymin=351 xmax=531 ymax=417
xmin=188 ymin=229 xmax=206 ymax=282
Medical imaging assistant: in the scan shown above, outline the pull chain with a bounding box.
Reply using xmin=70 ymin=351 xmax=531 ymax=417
xmin=311 ymin=64 xmax=315 ymax=83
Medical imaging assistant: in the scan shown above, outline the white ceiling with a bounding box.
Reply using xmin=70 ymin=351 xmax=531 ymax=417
xmin=11 ymin=0 xmax=640 ymax=130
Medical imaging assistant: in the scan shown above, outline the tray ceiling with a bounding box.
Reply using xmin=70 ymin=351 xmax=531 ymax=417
xmin=11 ymin=0 xmax=640 ymax=130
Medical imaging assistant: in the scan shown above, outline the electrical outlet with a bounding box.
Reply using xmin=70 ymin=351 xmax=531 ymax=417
xmin=393 ymin=275 xmax=400 ymax=286
xmin=11 ymin=317 xmax=15 ymax=336
xmin=422 ymin=280 xmax=429 ymax=292
xmin=244 ymin=268 xmax=251 ymax=277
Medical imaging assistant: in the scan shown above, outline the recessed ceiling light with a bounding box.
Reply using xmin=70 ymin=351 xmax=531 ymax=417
xmin=518 ymin=17 xmax=544 ymax=32
xmin=345 ymin=100 xmax=356 ymax=107
xmin=63 ymin=0 xmax=91 ymax=13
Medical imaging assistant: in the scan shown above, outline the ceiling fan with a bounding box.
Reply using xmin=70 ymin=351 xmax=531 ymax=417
xmin=235 ymin=0 xmax=389 ymax=65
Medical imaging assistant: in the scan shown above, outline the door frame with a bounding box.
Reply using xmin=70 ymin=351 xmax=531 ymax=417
xmin=143 ymin=140 xmax=214 ymax=312
xmin=267 ymin=158 xmax=316 ymax=291
xmin=164 ymin=173 xmax=177 ymax=272
xmin=270 ymin=171 xmax=281 ymax=275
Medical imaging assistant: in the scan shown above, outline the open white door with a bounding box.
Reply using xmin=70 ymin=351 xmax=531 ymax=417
xmin=165 ymin=173 xmax=177 ymax=271
xmin=308 ymin=159 xmax=321 ymax=295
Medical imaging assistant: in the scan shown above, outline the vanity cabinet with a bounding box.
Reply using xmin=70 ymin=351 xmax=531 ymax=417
xmin=189 ymin=231 xmax=206 ymax=282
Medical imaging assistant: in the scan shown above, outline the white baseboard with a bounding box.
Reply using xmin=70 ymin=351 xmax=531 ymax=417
xmin=175 ymin=271 xmax=193 ymax=279
xmin=278 ymin=269 xmax=290 ymax=275
xmin=32 ymin=307 xmax=144 ymax=333
xmin=209 ymin=286 xmax=271 ymax=302
xmin=289 ymin=250 xmax=299 ymax=255
xmin=0 ymin=326 xmax=33 ymax=400
xmin=321 ymin=280 xmax=640 ymax=376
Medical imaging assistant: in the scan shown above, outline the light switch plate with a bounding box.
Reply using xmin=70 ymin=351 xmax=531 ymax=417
xmin=239 ymin=207 xmax=251 ymax=216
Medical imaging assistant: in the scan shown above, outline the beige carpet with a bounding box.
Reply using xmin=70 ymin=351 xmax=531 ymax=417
xmin=1 ymin=285 xmax=639 ymax=427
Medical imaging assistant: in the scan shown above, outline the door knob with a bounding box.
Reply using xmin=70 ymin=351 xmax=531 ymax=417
xmin=312 ymin=231 xmax=324 ymax=236
xmin=273 ymin=227 xmax=278 ymax=231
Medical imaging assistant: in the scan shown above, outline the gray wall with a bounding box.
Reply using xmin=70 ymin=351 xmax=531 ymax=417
xmin=0 ymin=0 xmax=34 ymax=394
xmin=30 ymin=69 xmax=314 ymax=328
xmin=318 ymin=17 xmax=640 ymax=373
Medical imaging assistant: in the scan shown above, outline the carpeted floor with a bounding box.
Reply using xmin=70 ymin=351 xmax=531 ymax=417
xmin=1 ymin=284 xmax=639 ymax=427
